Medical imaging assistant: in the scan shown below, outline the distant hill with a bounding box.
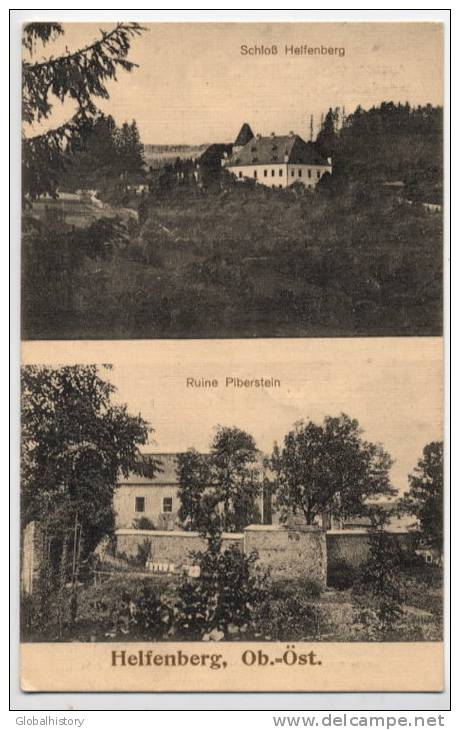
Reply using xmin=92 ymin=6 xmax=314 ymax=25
xmin=316 ymin=102 xmax=443 ymax=204
xmin=143 ymin=144 xmax=209 ymax=169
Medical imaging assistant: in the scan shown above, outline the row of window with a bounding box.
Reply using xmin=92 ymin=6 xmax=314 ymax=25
xmin=238 ymin=168 xmax=323 ymax=180
xmin=135 ymin=496 xmax=173 ymax=513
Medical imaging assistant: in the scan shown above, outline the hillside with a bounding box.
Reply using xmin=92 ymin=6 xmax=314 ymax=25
xmin=22 ymin=180 xmax=442 ymax=340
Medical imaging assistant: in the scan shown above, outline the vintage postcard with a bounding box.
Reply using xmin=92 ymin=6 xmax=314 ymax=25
xmin=18 ymin=18 xmax=446 ymax=696
xmin=20 ymin=338 xmax=443 ymax=692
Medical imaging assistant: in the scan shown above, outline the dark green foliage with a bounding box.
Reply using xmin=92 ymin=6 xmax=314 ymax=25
xmin=132 ymin=517 xmax=156 ymax=531
xmin=177 ymin=427 xmax=261 ymax=533
xmin=255 ymin=580 xmax=324 ymax=640
xmin=176 ymin=544 xmax=267 ymax=638
xmin=327 ymin=559 xmax=357 ymax=590
xmin=84 ymin=577 xmax=173 ymax=639
xmin=21 ymin=365 xmax=155 ymax=559
xmin=352 ymin=522 xmax=405 ymax=635
xmin=400 ymin=441 xmax=443 ymax=551
xmin=316 ymin=101 xmax=443 ymax=204
xmin=270 ymin=414 xmax=395 ymax=525
xmin=59 ymin=114 xmax=145 ymax=190
xmin=22 ymin=22 xmax=144 ymax=199
xmin=23 ymin=173 xmax=442 ymax=339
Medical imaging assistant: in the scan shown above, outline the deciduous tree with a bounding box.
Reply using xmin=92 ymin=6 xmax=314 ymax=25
xmin=21 ymin=364 xmax=156 ymax=557
xmin=270 ymin=414 xmax=395 ymax=525
xmin=400 ymin=441 xmax=443 ymax=551
xmin=177 ymin=426 xmax=261 ymax=533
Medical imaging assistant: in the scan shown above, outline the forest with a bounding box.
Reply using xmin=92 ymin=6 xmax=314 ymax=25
xmin=22 ymin=102 xmax=443 ymax=340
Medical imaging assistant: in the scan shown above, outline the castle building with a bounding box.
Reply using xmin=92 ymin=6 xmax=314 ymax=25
xmin=114 ymin=452 xmax=410 ymax=533
xmin=223 ymin=123 xmax=332 ymax=189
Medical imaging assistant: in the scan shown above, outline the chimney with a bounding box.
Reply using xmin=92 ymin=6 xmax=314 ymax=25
xmin=289 ymin=130 xmax=295 ymax=137
xmin=270 ymin=132 xmax=276 ymax=138
xmin=327 ymin=156 xmax=332 ymax=166
xmin=256 ymin=133 xmax=262 ymax=140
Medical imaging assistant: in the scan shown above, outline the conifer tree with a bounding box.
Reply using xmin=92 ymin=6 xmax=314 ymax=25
xmin=22 ymin=21 xmax=145 ymax=200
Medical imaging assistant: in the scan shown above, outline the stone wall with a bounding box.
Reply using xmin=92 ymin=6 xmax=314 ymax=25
xmin=326 ymin=530 xmax=414 ymax=569
xmin=21 ymin=521 xmax=43 ymax=595
xmin=115 ymin=526 xmax=411 ymax=583
xmin=115 ymin=529 xmax=243 ymax=566
xmin=243 ymin=525 xmax=327 ymax=587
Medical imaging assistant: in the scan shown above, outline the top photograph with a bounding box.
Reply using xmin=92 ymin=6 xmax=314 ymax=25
xmin=21 ymin=22 xmax=444 ymax=340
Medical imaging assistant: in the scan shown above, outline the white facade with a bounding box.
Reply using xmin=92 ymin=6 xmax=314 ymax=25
xmin=227 ymin=162 xmax=332 ymax=189
xmin=114 ymin=484 xmax=179 ymax=529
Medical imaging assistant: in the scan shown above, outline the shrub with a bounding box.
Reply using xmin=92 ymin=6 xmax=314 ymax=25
xmin=176 ymin=543 xmax=268 ymax=639
xmin=352 ymin=527 xmax=405 ymax=635
xmin=132 ymin=517 xmax=156 ymax=530
xmin=270 ymin=577 xmax=323 ymax=600
xmin=86 ymin=577 xmax=173 ymax=639
xmin=254 ymin=592 xmax=324 ymax=641
xmin=136 ymin=539 xmax=152 ymax=567
xmin=327 ymin=559 xmax=357 ymax=590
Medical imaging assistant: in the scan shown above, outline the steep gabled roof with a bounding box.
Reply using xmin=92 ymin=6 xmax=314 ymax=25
xmin=234 ymin=122 xmax=255 ymax=147
xmin=118 ymin=451 xmax=269 ymax=486
xmin=199 ymin=143 xmax=233 ymax=166
xmin=227 ymin=133 xmax=329 ymax=167
xmin=119 ymin=453 xmax=180 ymax=485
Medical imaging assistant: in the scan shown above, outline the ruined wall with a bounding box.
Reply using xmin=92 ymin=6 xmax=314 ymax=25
xmin=326 ymin=530 xmax=414 ymax=569
xmin=115 ymin=529 xmax=243 ymax=566
xmin=115 ymin=526 xmax=412 ymax=581
xmin=244 ymin=525 xmax=327 ymax=587
xmin=21 ymin=521 xmax=43 ymax=595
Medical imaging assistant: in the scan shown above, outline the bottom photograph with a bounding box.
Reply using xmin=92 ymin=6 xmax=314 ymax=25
xmin=19 ymin=338 xmax=444 ymax=692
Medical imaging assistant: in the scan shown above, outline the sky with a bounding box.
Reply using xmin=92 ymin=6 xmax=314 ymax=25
xmin=25 ymin=21 xmax=444 ymax=144
xmin=22 ymin=338 xmax=443 ymax=497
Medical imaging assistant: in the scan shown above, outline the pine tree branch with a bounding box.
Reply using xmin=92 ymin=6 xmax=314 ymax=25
xmin=22 ymin=22 xmax=146 ymax=125
xmin=23 ymin=22 xmax=144 ymax=71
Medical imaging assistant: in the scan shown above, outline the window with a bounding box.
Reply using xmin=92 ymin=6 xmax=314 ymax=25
xmin=271 ymin=169 xmax=275 ymax=177
xmin=163 ymin=497 xmax=173 ymax=513
xmin=135 ymin=497 xmax=145 ymax=513
xmin=298 ymin=169 xmax=302 ymax=177
xmin=279 ymin=169 xmax=283 ymax=177
xmin=308 ymin=169 xmax=312 ymax=179
xmin=264 ymin=169 xmax=268 ymax=177
xmin=291 ymin=169 xmax=295 ymax=177
xmin=238 ymin=171 xmax=243 ymax=178
xmin=279 ymin=184 xmax=282 ymax=188
xmin=317 ymin=170 xmax=321 ymax=179
xmin=254 ymin=170 xmax=257 ymax=178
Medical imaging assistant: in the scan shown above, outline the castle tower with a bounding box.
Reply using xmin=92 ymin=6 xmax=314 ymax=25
xmin=233 ymin=122 xmax=255 ymax=155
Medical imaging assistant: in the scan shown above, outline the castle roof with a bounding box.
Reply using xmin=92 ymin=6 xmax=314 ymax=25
xmin=199 ymin=143 xmax=234 ymax=166
xmin=227 ymin=133 xmax=329 ymax=167
xmin=118 ymin=451 xmax=268 ymax=486
xmin=119 ymin=453 xmax=181 ymax=485
xmin=234 ymin=122 xmax=255 ymax=147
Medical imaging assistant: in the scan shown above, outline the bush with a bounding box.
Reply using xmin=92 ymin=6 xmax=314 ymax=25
xmin=270 ymin=577 xmax=323 ymax=600
xmin=86 ymin=577 xmax=173 ymax=639
xmin=132 ymin=517 xmax=156 ymax=530
xmin=327 ymin=559 xmax=357 ymax=590
xmin=136 ymin=538 xmax=152 ymax=567
xmin=176 ymin=543 xmax=268 ymax=639
xmin=352 ymin=528 xmax=405 ymax=634
xmin=254 ymin=592 xmax=324 ymax=641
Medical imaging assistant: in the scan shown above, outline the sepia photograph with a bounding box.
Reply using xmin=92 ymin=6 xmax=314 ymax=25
xmin=21 ymin=21 xmax=443 ymax=340
xmin=14 ymin=11 xmax=448 ymax=704
xmin=20 ymin=339 xmax=443 ymax=659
